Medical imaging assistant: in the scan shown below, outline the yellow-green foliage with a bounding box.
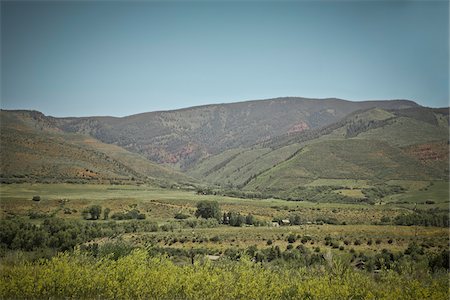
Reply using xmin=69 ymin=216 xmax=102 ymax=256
xmin=1 ymin=250 xmax=448 ymax=299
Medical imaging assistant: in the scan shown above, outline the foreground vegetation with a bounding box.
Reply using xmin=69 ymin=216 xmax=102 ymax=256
xmin=1 ymin=183 xmax=448 ymax=299
xmin=1 ymin=249 xmax=448 ymax=300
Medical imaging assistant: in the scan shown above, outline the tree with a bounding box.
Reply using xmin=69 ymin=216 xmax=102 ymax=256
xmin=287 ymin=234 xmax=296 ymax=243
xmin=103 ymin=208 xmax=111 ymax=220
xmin=245 ymin=214 xmax=255 ymax=225
xmin=289 ymin=214 xmax=302 ymax=225
xmin=195 ymin=201 xmax=221 ymax=221
xmin=228 ymin=212 xmax=245 ymax=227
xmin=83 ymin=205 xmax=102 ymax=220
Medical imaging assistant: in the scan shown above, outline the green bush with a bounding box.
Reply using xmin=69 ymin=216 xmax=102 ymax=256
xmin=287 ymin=234 xmax=296 ymax=244
xmin=174 ymin=212 xmax=190 ymax=220
xmin=195 ymin=200 xmax=221 ymax=221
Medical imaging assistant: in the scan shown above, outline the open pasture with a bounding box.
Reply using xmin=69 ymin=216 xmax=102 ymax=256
xmin=1 ymin=183 xmax=410 ymax=224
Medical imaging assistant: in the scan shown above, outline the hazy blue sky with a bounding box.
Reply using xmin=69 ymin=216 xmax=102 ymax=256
xmin=1 ymin=0 xmax=448 ymax=117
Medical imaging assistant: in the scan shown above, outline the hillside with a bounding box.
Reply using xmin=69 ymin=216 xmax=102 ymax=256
xmin=2 ymin=99 xmax=445 ymax=196
xmin=0 ymin=110 xmax=196 ymax=187
xmin=52 ymin=97 xmax=418 ymax=170
xmin=187 ymin=106 xmax=449 ymax=195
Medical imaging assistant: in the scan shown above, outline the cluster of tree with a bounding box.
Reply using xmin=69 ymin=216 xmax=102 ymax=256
xmin=0 ymin=218 xmax=161 ymax=253
xmin=196 ymin=184 xmax=395 ymax=205
xmin=80 ymin=240 xmax=135 ymax=260
xmin=353 ymin=244 xmax=449 ymax=273
xmin=283 ymin=186 xmax=370 ymax=204
xmin=194 ymin=201 xmax=268 ymax=227
xmin=394 ymin=210 xmax=449 ymax=227
xmin=222 ymin=212 xmax=265 ymax=227
xmin=226 ymin=243 xmax=449 ymax=273
xmin=81 ymin=205 xmax=145 ymax=221
xmin=82 ymin=205 xmax=103 ymax=220
xmin=0 ymin=218 xmax=103 ymax=252
xmin=196 ymin=188 xmax=273 ymax=200
xmin=111 ymin=209 xmax=146 ymax=220
xmin=195 ymin=201 xmax=221 ymax=220
xmin=362 ymin=185 xmax=405 ymax=202
xmin=345 ymin=119 xmax=390 ymax=138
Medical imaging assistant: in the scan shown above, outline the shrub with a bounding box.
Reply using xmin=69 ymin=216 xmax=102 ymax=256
xmin=380 ymin=216 xmax=391 ymax=223
xmin=245 ymin=214 xmax=255 ymax=225
xmin=227 ymin=212 xmax=245 ymax=227
xmin=287 ymin=234 xmax=296 ymax=243
xmin=98 ymin=241 xmax=135 ymax=260
xmin=28 ymin=211 xmax=48 ymax=219
xmin=111 ymin=209 xmax=145 ymax=220
xmin=209 ymin=236 xmax=220 ymax=242
xmin=103 ymin=208 xmax=111 ymax=220
xmin=174 ymin=212 xmax=190 ymax=220
xmin=289 ymin=214 xmax=302 ymax=225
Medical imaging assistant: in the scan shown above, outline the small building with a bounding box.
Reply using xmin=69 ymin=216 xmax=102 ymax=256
xmin=280 ymin=219 xmax=290 ymax=226
xmin=206 ymin=255 xmax=220 ymax=261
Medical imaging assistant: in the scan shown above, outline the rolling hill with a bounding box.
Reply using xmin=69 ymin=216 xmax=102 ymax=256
xmin=0 ymin=110 xmax=196 ymax=187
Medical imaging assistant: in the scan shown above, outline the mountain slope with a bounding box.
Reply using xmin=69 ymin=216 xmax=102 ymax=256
xmin=0 ymin=110 xmax=196 ymax=186
xmin=53 ymin=97 xmax=418 ymax=170
xmin=187 ymin=106 xmax=449 ymax=191
xmin=2 ymin=99 xmax=442 ymax=195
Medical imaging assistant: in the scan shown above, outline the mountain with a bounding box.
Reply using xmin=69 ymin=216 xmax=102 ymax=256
xmin=0 ymin=110 xmax=196 ymax=187
xmin=51 ymin=97 xmax=418 ymax=170
xmin=187 ymin=106 xmax=449 ymax=196
xmin=3 ymin=97 xmax=445 ymax=198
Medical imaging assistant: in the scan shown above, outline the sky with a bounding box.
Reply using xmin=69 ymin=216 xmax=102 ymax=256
xmin=1 ymin=0 xmax=449 ymax=117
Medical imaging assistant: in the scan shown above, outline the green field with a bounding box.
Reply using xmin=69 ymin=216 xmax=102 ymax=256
xmin=1 ymin=183 xmax=449 ymax=299
xmin=0 ymin=183 xmax=419 ymax=224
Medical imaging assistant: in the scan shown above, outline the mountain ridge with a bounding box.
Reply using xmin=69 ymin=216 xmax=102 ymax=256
xmin=1 ymin=97 xmax=421 ymax=118
xmin=43 ymin=97 xmax=420 ymax=170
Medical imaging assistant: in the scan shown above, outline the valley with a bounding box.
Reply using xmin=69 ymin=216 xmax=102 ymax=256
xmin=1 ymin=98 xmax=449 ymax=299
